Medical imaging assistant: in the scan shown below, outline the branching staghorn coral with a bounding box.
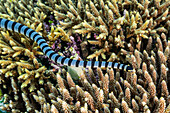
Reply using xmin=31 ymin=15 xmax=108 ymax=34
xmin=45 ymin=0 xmax=170 ymax=62
xmin=0 ymin=0 xmax=169 ymax=113
xmin=0 ymin=29 xmax=48 ymax=87
xmin=0 ymin=66 xmax=169 ymax=112
xmin=0 ymin=0 xmax=47 ymax=24
xmin=0 ymin=25 xmax=49 ymax=112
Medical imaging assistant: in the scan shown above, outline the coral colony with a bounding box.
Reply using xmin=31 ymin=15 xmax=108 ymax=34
xmin=0 ymin=0 xmax=169 ymax=112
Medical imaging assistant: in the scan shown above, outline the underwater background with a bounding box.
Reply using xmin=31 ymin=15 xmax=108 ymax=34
xmin=0 ymin=0 xmax=169 ymax=112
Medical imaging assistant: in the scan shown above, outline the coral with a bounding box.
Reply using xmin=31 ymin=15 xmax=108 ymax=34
xmin=0 ymin=0 xmax=169 ymax=113
xmin=0 ymin=0 xmax=47 ymax=31
xmin=0 ymin=66 xmax=169 ymax=112
xmin=47 ymin=0 xmax=170 ymax=63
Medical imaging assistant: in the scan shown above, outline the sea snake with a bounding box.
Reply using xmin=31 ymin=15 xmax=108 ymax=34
xmin=0 ymin=18 xmax=133 ymax=72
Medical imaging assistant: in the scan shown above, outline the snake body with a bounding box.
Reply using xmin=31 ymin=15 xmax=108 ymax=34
xmin=0 ymin=18 xmax=133 ymax=72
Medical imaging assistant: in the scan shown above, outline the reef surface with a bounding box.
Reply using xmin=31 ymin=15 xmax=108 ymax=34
xmin=0 ymin=0 xmax=169 ymax=112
